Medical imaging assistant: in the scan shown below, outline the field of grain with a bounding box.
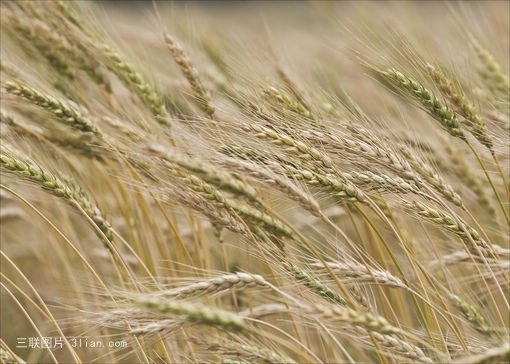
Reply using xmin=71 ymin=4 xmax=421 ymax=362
xmin=0 ymin=1 xmax=509 ymax=363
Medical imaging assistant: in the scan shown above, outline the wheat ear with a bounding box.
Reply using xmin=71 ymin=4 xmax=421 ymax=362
xmin=220 ymin=157 xmax=322 ymax=217
xmin=355 ymin=328 xmax=432 ymax=363
xmin=475 ymin=43 xmax=510 ymax=97
xmin=453 ymin=342 xmax=509 ymax=364
xmin=284 ymin=262 xmax=347 ymax=306
xmin=153 ymin=272 xmax=270 ymax=299
xmin=0 ymin=339 xmax=26 ymax=364
xmin=168 ymin=167 xmax=293 ymax=244
xmin=130 ymin=296 xmax=248 ymax=332
xmin=204 ymin=340 xmax=297 ymax=364
xmin=164 ymin=33 xmax=215 ymax=118
xmin=148 ymin=143 xmax=259 ymax=206
xmin=3 ymin=81 xmax=101 ymax=135
xmin=102 ymin=45 xmax=170 ymax=126
xmin=310 ymin=260 xmax=407 ymax=289
xmin=407 ymin=200 xmax=492 ymax=255
xmin=427 ymin=64 xmax=493 ymax=151
xmin=262 ymin=86 xmax=314 ymax=121
xmin=0 ymin=149 xmax=113 ymax=243
xmin=382 ymin=68 xmax=465 ymax=140
xmin=448 ymin=293 xmax=496 ymax=338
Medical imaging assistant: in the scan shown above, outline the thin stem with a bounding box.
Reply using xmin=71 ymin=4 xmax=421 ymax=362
xmin=468 ymin=143 xmax=509 ymax=225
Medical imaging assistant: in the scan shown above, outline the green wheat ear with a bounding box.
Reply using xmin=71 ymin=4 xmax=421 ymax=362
xmin=3 ymin=81 xmax=102 ymax=135
xmin=101 ymin=45 xmax=171 ymax=127
xmin=382 ymin=68 xmax=465 ymax=140
xmin=427 ymin=64 xmax=493 ymax=151
xmin=0 ymin=149 xmax=113 ymax=244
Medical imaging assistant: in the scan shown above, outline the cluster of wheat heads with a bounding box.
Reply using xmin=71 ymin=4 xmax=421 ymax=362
xmin=0 ymin=1 xmax=509 ymax=363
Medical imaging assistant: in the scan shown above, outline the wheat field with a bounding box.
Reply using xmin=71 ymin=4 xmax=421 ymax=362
xmin=0 ymin=1 xmax=509 ymax=363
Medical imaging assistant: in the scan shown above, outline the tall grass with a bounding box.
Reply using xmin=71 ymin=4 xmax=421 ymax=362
xmin=1 ymin=1 xmax=508 ymax=363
